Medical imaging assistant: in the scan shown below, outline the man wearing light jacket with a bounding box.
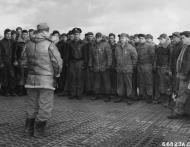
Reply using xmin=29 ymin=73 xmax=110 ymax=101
xmin=114 ymin=33 xmax=138 ymax=104
xmin=21 ymin=23 xmax=62 ymax=137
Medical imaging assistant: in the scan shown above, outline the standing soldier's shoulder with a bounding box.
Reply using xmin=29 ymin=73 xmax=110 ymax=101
xmin=128 ymin=43 xmax=136 ymax=50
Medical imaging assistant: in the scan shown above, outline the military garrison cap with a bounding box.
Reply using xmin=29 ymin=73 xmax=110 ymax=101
xmin=95 ymin=32 xmax=102 ymax=38
xmin=138 ymin=34 xmax=146 ymax=38
xmin=72 ymin=28 xmax=82 ymax=34
xmin=180 ymin=31 xmax=190 ymax=37
xmin=86 ymin=32 xmax=94 ymax=36
xmin=146 ymin=34 xmax=153 ymax=39
xmin=172 ymin=32 xmax=180 ymax=38
xmin=157 ymin=33 xmax=168 ymax=39
xmin=120 ymin=33 xmax=129 ymax=38
xmin=37 ymin=23 xmax=49 ymax=31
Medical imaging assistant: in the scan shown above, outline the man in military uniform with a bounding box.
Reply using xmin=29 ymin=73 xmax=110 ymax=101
xmin=168 ymin=31 xmax=190 ymax=119
xmin=21 ymin=23 xmax=62 ymax=137
xmin=57 ymin=33 xmax=70 ymax=96
xmin=169 ymin=32 xmax=183 ymax=98
xmin=154 ymin=34 xmax=172 ymax=105
xmin=105 ymin=33 xmax=117 ymax=102
xmin=146 ymin=34 xmax=155 ymax=46
xmin=29 ymin=29 xmax=34 ymax=40
xmin=131 ymin=34 xmax=139 ymax=99
xmin=136 ymin=34 xmax=155 ymax=103
xmin=114 ymin=33 xmax=138 ymax=104
xmin=63 ymin=30 xmax=75 ymax=96
xmin=13 ymin=30 xmax=29 ymax=96
xmin=82 ymin=32 xmax=94 ymax=96
xmin=0 ymin=29 xmax=16 ymax=96
xmin=68 ymin=28 xmax=85 ymax=99
xmin=89 ymin=32 xmax=112 ymax=100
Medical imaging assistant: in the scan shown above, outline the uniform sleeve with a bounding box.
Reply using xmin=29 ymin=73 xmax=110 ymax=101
xmin=20 ymin=44 xmax=28 ymax=68
xmin=106 ymin=43 xmax=112 ymax=67
xmin=115 ymin=45 xmax=119 ymax=66
xmin=48 ymin=43 xmax=63 ymax=77
xmin=0 ymin=43 xmax=3 ymax=65
xmin=148 ymin=44 xmax=155 ymax=64
xmin=183 ymin=47 xmax=190 ymax=80
xmin=88 ymin=45 xmax=93 ymax=67
xmin=153 ymin=45 xmax=158 ymax=68
xmin=130 ymin=46 xmax=138 ymax=66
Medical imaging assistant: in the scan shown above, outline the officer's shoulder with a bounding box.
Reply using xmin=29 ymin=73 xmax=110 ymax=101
xmin=128 ymin=43 xmax=136 ymax=50
xmin=45 ymin=38 xmax=54 ymax=44
xmin=26 ymin=40 xmax=34 ymax=45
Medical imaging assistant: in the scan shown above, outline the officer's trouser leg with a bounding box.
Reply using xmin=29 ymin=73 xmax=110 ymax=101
xmin=37 ymin=89 xmax=54 ymax=121
xmin=25 ymin=88 xmax=39 ymax=119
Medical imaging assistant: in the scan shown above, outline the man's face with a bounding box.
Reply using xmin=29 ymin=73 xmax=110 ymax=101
xmin=12 ymin=34 xmax=17 ymax=40
xmin=181 ymin=35 xmax=190 ymax=45
xmin=74 ymin=33 xmax=80 ymax=40
xmin=159 ymin=38 xmax=167 ymax=44
xmin=146 ymin=38 xmax=153 ymax=43
xmin=29 ymin=31 xmax=34 ymax=38
xmin=53 ymin=33 xmax=59 ymax=38
xmin=96 ymin=36 xmax=102 ymax=42
xmin=172 ymin=36 xmax=181 ymax=44
xmin=68 ymin=34 xmax=74 ymax=40
xmin=134 ymin=37 xmax=139 ymax=43
xmin=120 ymin=36 xmax=127 ymax=44
xmin=139 ymin=37 xmax=146 ymax=44
xmin=22 ymin=33 xmax=29 ymax=41
xmin=62 ymin=36 xmax=67 ymax=42
xmin=109 ymin=36 xmax=115 ymax=44
xmin=5 ymin=31 xmax=11 ymax=39
xmin=88 ymin=35 xmax=94 ymax=41
xmin=17 ymin=29 xmax=22 ymax=35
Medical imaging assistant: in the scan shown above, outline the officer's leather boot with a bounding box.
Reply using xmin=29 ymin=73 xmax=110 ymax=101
xmin=24 ymin=118 xmax=35 ymax=136
xmin=34 ymin=121 xmax=47 ymax=138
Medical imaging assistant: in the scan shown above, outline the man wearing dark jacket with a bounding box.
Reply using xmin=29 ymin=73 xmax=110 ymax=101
xmin=136 ymin=34 xmax=155 ymax=103
xmin=106 ymin=33 xmax=117 ymax=102
xmin=168 ymin=31 xmax=190 ymax=119
xmin=13 ymin=30 xmax=29 ymax=96
xmin=89 ymin=32 xmax=112 ymax=100
xmin=170 ymin=32 xmax=183 ymax=96
xmin=56 ymin=33 xmax=70 ymax=95
xmin=0 ymin=29 xmax=16 ymax=96
xmin=154 ymin=34 xmax=172 ymax=104
xmin=82 ymin=32 xmax=94 ymax=96
xmin=68 ymin=28 xmax=85 ymax=99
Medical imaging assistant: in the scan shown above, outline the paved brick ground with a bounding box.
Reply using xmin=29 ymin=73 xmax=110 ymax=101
xmin=0 ymin=95 xmax=190 ymax=147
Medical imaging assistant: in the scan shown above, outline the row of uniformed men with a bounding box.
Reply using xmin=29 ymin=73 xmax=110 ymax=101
xmin=55 ymin=28 xmax=190 ymax=119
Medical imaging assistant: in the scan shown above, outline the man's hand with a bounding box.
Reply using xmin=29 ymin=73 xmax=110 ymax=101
xmin=0 ymin=63 xmax=4 ymax=68
xmin=13 ymin=61 xmax=19 ymax=66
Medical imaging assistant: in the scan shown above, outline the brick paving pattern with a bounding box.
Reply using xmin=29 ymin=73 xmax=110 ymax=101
xmin=0 ymin=96 xmax=190 ymax=147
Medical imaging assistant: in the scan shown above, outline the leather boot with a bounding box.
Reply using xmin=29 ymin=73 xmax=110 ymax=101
xmin=33 ymin=121 xmax=47 ymax=138
xmin=24 ymin=118 xmax=35 ymax=136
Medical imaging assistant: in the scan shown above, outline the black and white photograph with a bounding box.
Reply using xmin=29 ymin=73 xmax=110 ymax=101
xmin=0 ymin=0 xmax=190 ymax=146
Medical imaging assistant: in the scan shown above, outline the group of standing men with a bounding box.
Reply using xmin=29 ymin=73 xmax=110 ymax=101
xmin=55 ymin=28 xmax=190 ymax=119
xmin=0 ymin=24 xmax=190 ymax=137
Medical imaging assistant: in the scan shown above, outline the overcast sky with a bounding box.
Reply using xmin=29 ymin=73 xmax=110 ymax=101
xmin=0 ymin=0 xmax=190 ymax=39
